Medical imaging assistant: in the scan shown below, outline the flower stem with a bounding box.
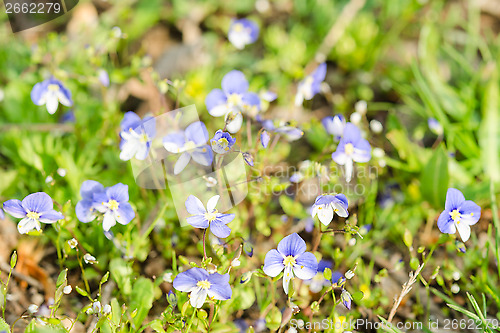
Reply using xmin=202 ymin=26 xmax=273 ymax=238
xmin=76 ymin=250 xmax=91 ymax=295
xmin=185 ymin=308 xmax=197 ymax=333
xmin=203 ymin=228 xmax=208 ymax=260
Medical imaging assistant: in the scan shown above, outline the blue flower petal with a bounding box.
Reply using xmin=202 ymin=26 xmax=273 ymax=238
xmin=207 ymin=273 xmax=232 ymax=300
xmin=141 ymin=116 xmax=157 ymax=139
xmin=222 ymin=70 xmax=248 ymax=96
xmin=106 ymin=183 xmax=129 ymax=203
xmin=205 ymin=89 xmax=227 ymax=111
xmin=80 ymin=180 xmax=105 ymax=201
xmin=39 ymin=210 xmax=64 ymax=223
xmin=185 ymin=121 xmax=209 ymax=146
xmin=437 ymin=210 xmax=455 ymax=234
xmin=185 ymin=195 xmax=206 ymax=215
xmin=3 ymin=199 xmax=26 ymax=218
xmin=121 ymin=112 xmax=142 ymax=132
xmin=263 ymin=249 xmax=285 ymax=277
xmin=277 ymin=233 xmax=306 ymax=257
xmin=293 ymin=252 xmax=318 ymax=280
xmin=75 ymin=200 xmax=96 ymax=223
xmin=116 ymin=202 xmax=135 ymax=225
xmin=191 ymin=147 xmax=213 ymax=166
xmin=187 ymin=215 xmax=209 ymax=229
xmin=312 ymin=63 xmax=327 ymax=82
xmin=242 ymin=92 xmax=261 ymax=108
xmin=173 ymin=268 xmax=208 ymax=292
xmin=210 ymin=220 xmax=231 ymax=238
xmin=217 ymin=213 xmax=235 ymax=225
xmin=341 ymin=123 xmax=362 ymax=144
xmin=31 ymin=81 xmax=47 ymax=105
xmin=21 ymin=192 xmax=53 ymax=214
xmin=459 ymin=200 xmax=481 ymax=225
xmin=261 ymin=130 xmax=270 ymax=148
xmin=445 ymin=188 xmax=465 ymax=211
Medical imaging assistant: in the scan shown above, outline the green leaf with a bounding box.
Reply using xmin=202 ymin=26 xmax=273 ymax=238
xmin=479 ymin=73 xmax=500 ymax=183
xmin=0 ymin=317 xmax=10 ymax=333
xmin=265 ymin=306 xmax=281 ymax=331
xmin=421 ymin=145 xmax=449 ymax=207
xmin=56 ymin=269 xmax=68 ymax=288
xmin=129 ymin=277 xmax=155 ymax=331
xmin=75 ymin=286 xmax=89 ymax=298
xmin=110 ymin=258 xmax=133 ymax=296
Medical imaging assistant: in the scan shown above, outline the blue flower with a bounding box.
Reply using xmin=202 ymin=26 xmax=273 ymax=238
xmin=260 ymin=130 xmax=270 ymax=148
xmin=173 ymin=267 xmax=232 ymax=308
xmin=428 ymin=118 xmax=443 ymax=136
xmin=185 ymin=195 xmax=235 ymax=238
xmin=228 ymin=18 xmax=259 ymax=50
xmin=437 ymin=188 xmax=481 ymax=242
xmin=341 ymin=289 xmax=352 ymax=310
xmin=322 ymin=114 xmax=346 ymax=141
xmin=98 ymin=69 xmax=110 ymax=87
xmin=119 ymin=112 xmax=157 ymax=161
xmin=331 ymin=123 xmax=371 ymax=182
xmin=242 ymin=152 xmax=254 ymax=166
xmin=60 ymin=110 xmax=75 ymax=123
xmin=263 ymin=233 xmax=318 ymax=294
xmin=210 ymin=130 xmax=236 ymax=155
xmin=295 ymin=63 xmax=327 ymax=106
xmin=3 ymin=192 xmax=64 ymax=234
xmin=31 ymin=77 xmax=73 ymax=114
xmin=261 ymin=119 xmax=303 ymax=141
xmin=205 ymin=70 xmax=261 ymax=133
xmin=75 ymin=180 xmax=105 ymax=223
xmin=304 ymin=260 xmax=332 ymax=293
xmin=260 ymin=90 xmax=277 ymax=102
xmin=163 ymin=121 xmax=213 ymax=174
xmin=312 ymin=194 xmax=349 ymax=225
xmin=90 ymin=183 xmax=135 ymax=231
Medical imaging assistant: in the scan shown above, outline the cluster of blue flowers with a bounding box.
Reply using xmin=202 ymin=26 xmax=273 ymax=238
xmin=2 ymin=13 xmax=483 ymax=318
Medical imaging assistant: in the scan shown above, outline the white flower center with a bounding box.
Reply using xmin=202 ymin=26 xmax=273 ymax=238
xmin=183 ymin=140 xmax=197 ymax=151
xmin=204 ymin=210 xmax=218 ymax=222
xmin=283 ymin=255 xmax=296 ymax=266
xmin=450 ymin=209 xmax=461 ymax=224
xmin=197 ymin=280 xmax=211 ymax=289
xmin=48 ymin=84 xmax=60 ymax=92
xmin=227 ymin=93 xmax=242 ymax=107
xmin=139 ymin=133 xmax=149 ymax=143
xmin=344 ymin=143 xmax=354 ymax=155
xmin=107 ymin=199 xmax=119 ymax=211
xmin=26 ymin=211 xmax=40 ymax=220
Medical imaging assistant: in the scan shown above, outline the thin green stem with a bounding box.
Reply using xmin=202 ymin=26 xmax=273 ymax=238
xmin=76 ymin=251 xmax=91 ymax=295
xmin=203 ymin=229 xmax=208 ymax=260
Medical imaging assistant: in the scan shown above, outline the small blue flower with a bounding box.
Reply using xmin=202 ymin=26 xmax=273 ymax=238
xmin=260 ymin=130 xmax=270 ymax=148
xmin=263 ymin=233 xmax=318 ymax=294
xmin=75 ymin=180 xmax=105 ymax=223
xmin=242 ymin=152 xmax=254 ymax=166
xmin=228 ymin=18 xmax=259 ymax=50
xmin=260 ymin=90 xmax=277 ymax=102
xmin=119 ymin=112 xmax=157 ymax=161
xmin=0 ymin=207 xmax=4 ymax=220
xmin=289 ymin=172 xmax=304 ymax=183
xmin=295 ymin=63 xmax=326 ymax=106
xmin=91 ymin=183 xmax=135 ymax=231
xmin=312 ymin=194 xmax=349 ymax=226
xmin=98 ymin=69 xmax=110 ymax=87
xmin=437 ymin=188 xmax=481 ymax=242
xmin=261 ymin=119 xmax=303 ymax=141
xmin=210 ymin=130 xmax=236 ymax=154
xmin=31 ymin=77 xmax=73 ymax=114
xmin=331 ymin=123 xmax=371 ymax=182
xmin=163 ymin=121 xmax=213 ymax=174
xmin=173 ymin=267 xmax=232 ymax=308
xmin=3 ymin=192 xmax=64 ymax=234
xmin=428 ymin=118 xmax=443 ymax=136
xmin=185 ymin=195 xmax=235 ymax=238
xmin=205 ymin=71 xmax=261 ymax=133
xmin=341 ymin=289 xmax=352 ymax=310
xmin=331 ymin=271 xmax=344 ymax=286
xmin=304 ymin=260 xmax=332 ymax=293
xmin=60 ymin=110 xmax=75 ymax=123
xmin=322 ymin=114 xmax=346 ymax=141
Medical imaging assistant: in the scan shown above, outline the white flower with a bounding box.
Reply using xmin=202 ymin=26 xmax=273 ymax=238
xmin=354 ymin=100 xmax=367 ymax=115
xmin=68 ymin=238 xmax=78 ymax=249
xmin=57 ymin=168 xmax=67 ymax=177
xmin=84 ymin=253 xmax=98 ymax=264
xmin=63 ymin=285 xmax=72 ymax=294
xmin=369 ymin=119 xmax=383 ymax=134
xmin=28 ymin=304 xmax=39 ymax=314
xmin=102 ymin=304 xmax=111 ymax=315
